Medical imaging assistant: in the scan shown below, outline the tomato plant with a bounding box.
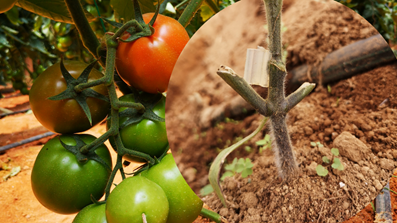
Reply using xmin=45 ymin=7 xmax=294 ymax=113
xmin=141 ymin=153 xmax=203 ymax=223
xmin=116 ymin=13 xmax=190 ymax=94
xmin=108 ymin=94 xmax=168 ymax=162
xmin=73 ymin=203 xmax=107 ymax=223
xmin=0 ymin=0 xmax=17 ymax=14
xmin=29 ymin=61 xmax=110 ymax=134
xmin=106 ymin=176 xmax=169 ymax=223
xmin=31 ymin=134 xmax=112 ymax=214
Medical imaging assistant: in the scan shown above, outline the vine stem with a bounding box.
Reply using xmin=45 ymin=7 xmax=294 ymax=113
xmin=178 ymin=0 xmax=205 ymax=27
xmin=200 ymin=208 xmax=222 ymax=223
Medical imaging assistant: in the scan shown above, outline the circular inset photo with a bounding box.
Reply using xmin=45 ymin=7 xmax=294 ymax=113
xmin=165 ymin=0 xmax=397 ymax=222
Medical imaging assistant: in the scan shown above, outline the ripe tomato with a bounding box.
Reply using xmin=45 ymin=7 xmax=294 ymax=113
xmin=115 ymin=13 xmax=190 ymax=94
xmin=141 ymin=153 xmax=203 ymax=223
xmin=106 ymin=176 xmax=169 ymax=223
xmin=73 ymin=203 xmax=107 ymax=223
xmin=31 ymin=134 xmax=112 ymax=214
xmin=108 ymin=94 xmax=168 ymax=162
xmin=0 ymin=0 xmax=17 ymax=14
xmin=29 ymin=61 xmax=110 ymax=134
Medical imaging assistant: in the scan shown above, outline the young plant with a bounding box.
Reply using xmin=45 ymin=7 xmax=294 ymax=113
xmin=316 ymin=148 xmax=344 ymax=177
xmin=209 ymin=0 xmax=316 ymax=208
xmin=256 ymin=134 xmax=272 ymax=153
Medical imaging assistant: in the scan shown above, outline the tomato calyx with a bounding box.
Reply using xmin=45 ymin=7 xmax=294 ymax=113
xmin=48 ymin=59 xmax=109 ymax=125
xmin=119 ymin=92 xmax=165 ymax=128
xmin=59 ymin=135 xmax=111 ymax=171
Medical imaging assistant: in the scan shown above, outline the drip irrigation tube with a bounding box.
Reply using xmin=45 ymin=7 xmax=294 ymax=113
xmin=0 ymin=132 xmax=55 ymax=153
xmin=288 ymin=34 xmax=396 ymax=92
xmin=375 ymin=182 xmax=392 ymax=223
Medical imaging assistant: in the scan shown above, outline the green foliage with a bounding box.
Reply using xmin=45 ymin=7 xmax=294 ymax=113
xmin=256 ymin=134 xmax=271 ymax=153
xmin=221 ymin=157 xmax=254 ymax=180
xmin=335 ymin=0 xmax=397 ymax=43
xmin=200 ymin=184 xmax=214 ymax=196
xmin=310 ymin=141 xmax=324 ymax=148
xmin=16 ymin=0 xmax=95 ymax=24
xmin=316 ymin=148 xmax=344 ymax=176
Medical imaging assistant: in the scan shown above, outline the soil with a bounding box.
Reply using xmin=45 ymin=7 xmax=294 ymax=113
xmin=165 ymin=0 xmax=397 ymax=222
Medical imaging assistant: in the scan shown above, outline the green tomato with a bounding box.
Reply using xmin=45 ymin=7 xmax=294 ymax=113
xmin=73 ymin=203 xmax=107 ymax=223
xmin=106 ymin=176 xmax=169 ymax=223
xmin=54 ymin=23 xmax=67 ymax=36
xmin=57 ymin=42 xmax=68 ymax=52
xmin=31 ymin=134 xmax=112 ymax=214
xmin=141 ymin=154 xmax=203 ymax=223
xmin=0 ymin=0 xmax=17 ymax=14
xmin=108 ymin=94 xmax=168 ymax=163
xmin=58 ymin=35 xmax=72 ymax=48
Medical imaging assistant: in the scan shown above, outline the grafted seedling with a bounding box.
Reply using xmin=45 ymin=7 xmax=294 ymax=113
xmin=210 ymin=0 xmax=316 ymax=206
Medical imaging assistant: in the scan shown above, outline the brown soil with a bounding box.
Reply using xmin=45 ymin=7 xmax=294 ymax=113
xmin=165 ymin=0 xmax=397 ymax=222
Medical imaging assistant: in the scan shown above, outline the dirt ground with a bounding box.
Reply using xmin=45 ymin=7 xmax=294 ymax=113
xmin=165 ymin=0 xmax=397 ymax=222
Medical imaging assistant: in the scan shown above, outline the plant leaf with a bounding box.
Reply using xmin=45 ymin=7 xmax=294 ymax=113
xmin=331 ymin=148 xmax=339 ymax=156
xmin=200 ymin=184 xmax=214 ymax=196
xmin=220 ymin=171 xmax=234 ymax=181
xmin=331 ymin=158 xmax=344 ymax=171
xmin=208 ymin=117 xmax=268 ymax=208
xmin=316 ymin=165 xmax=328 ymax=176
xmin=241 ymin=168 xmax=253 ymax=178
xmin=322 ymin=156 xmax=330 ymax=164
xmin=16 ymin=0 xmax=95 ymax=24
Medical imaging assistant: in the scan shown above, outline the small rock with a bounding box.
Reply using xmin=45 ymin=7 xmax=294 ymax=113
xmin=373 ymin=180 xmax=383 ymax=191
xmin=379 ymin=158 xmax=395 ymax=171
xmin=242 ymin=192 xmax=258 ymax=208
xmin=331 ymin=132 xmax=338 ymax=140
xmin=342 ymin=201 xmax=350 ymax=209
xmin=392 ymin=150 xmax=397 ymax=159
xmin=304 ymin=126 xmax=314 ymax=136
xmin=324 ymin=119 xmax=332 ymax=127
xmin=306 ymin=162 xmax=318 ymax=176
xmin=219 ymin=208 xmax=229 ymax=216
xmin=324 ymin=128 xmax=333 ymax=136
xmin=356 ymin=173 xmax=365 ymax=181
xmin=333 ymin=132 xmax=371 ymax=163
xmin=182 ymin=167 xmax=197 ymax=182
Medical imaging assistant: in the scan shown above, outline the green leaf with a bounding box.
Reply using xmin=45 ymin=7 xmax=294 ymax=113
xmin=200 ymin=184 xmax=214 ymax=196
xmin=5 ymin=7 xmax=22 ymax=26
xmin=331 ymin=158 xmax=344 ymax=171
xmin=316 ymin=165 xmax=328 ymax=177
xmin=29 ymin=38 xmax=57 ymax=58
xmin=16 ymin=0 xmax=95 ymax=24
xmin=0 ymin=34 xmax=12 ymax=48
xmin=224 ymin=158 xmax=238 ymax=171
xmin=310 ymin=142 xmax=317 ymax=147
xmin=208 ymin=117 xmax=268 ymax=208
xmin=220 ymin=171 xmax=234 ymax=181
xmin=330 ymin=148 xmax=339 ymax=156
xmin=241 ymin=168 xmax=253 ymax=178
xmin=322 ymin=156 xmax=330 ymax=164
xmin=200 ymin=3 xmax=214 ymax=22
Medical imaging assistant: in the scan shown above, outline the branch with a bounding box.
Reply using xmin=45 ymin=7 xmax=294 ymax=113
xmin=64 ymin=0 xmax=102 ymax=64
xmin=263 ymin=0 xmax=283 ymax=61
xmin=217 ymin=65 xmax=271 ymax=116
xmin=178 ymin=0 xmax=205 ymax=27
xmin=283 ymin=82 xmax=316 ymax=112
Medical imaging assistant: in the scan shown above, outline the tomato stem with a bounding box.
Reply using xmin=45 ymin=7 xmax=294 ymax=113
xmin=200 ymin=208 xmax=222 ymax=223
xmin=105 ymin=154 xmax=123 ymax=199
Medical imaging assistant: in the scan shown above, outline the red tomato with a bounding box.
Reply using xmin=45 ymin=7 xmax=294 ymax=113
xmin=116 ymin=13 xmax=189 ymax=94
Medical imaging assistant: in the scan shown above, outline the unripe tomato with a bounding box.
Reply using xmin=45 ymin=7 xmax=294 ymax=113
xmin=58 ymin=35 xmax=72 ymax=47
xmin=107 ymin=94 xmax=168 ymax=163
xmin=73 ymin=203 xmax=107 ymax=223
xmin=116 ymin=13 xmax=190 ymax=94
xmin=29 ymin=61 xmax=110 ymax=134
xmin=31 ymin=134 xmax=112 ymax=214
xmin=141 ymin=154 xmax=203 ymax=223
xmin=106 ymin=176 xmax=169 ymax=223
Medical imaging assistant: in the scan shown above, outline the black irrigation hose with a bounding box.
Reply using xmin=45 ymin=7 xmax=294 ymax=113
xmin=375 ymin=182 xmax=393 ymax=223
xmin=288 ymin=34 xmax=397 ymax=92
xmin=0 ymin=108 xmax=31 ymax=118
xmin=0 ymin=132 xmax=55 ymax=153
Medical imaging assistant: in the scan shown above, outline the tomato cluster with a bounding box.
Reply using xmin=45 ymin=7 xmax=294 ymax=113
xmin=29 ymin=10 xmax=202 ymax=223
